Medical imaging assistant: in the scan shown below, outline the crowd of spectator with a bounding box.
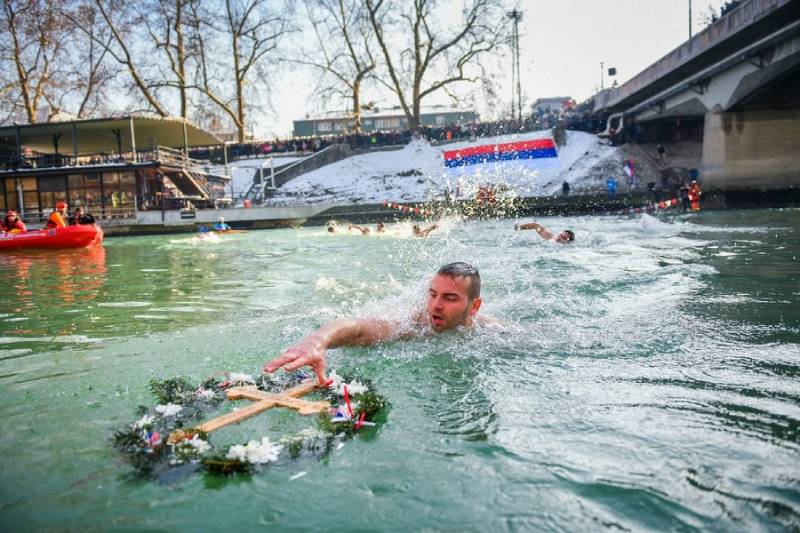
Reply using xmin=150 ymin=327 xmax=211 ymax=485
xmin=189 ymin=117 xmax=546 ymax=165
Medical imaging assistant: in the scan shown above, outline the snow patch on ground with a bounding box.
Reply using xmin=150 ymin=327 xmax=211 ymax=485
xmin=256 ymin=130 xmax=622 ymax=205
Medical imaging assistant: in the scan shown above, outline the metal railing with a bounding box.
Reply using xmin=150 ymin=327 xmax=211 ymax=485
xmin=0 ymin=146 xmax=229 ymax=177
xmin=20 ymin=206 xmax=136 ymax=225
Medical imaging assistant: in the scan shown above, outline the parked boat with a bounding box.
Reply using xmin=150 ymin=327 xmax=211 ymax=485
xmin=0 ymin=224 xmax=104 ymax=251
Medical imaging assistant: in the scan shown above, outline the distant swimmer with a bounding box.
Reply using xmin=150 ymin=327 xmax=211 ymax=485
xmin=264 ymin=262 xmax=496 ymax=383
xmin=213 ymin=217 xmax=231 ymax=231
xmin=376 ymin=222 xmax=386 ymax=233
xmin=327 ymin=225 xmax=336 ymax=234
xmin=515 ymin=221 xmax=574 ymax=243
xmin=349 ymin=224 xmax=371 ymax=235
xmin=413 ymin=223 xmax=438 ymax=238
xmin=1 ymin=210 xmax=26 ymax=233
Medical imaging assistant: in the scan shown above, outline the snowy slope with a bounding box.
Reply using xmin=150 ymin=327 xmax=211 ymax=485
xmin=263 ymin=131 xmax=620 ymax=205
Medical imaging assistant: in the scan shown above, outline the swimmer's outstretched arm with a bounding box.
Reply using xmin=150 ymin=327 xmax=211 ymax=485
xmin=420 ymin=224 xmax=438 ymax=236
xmin=515 ymin=221 xmax=554 ymax=240
xmin=348 ymin=225 xmax=369 ymax=235
xmin=263 ymin=318 xmax=397 ymax=384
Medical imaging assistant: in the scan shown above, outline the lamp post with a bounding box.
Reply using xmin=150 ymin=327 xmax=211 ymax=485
xmin=506 ymin=9 xmax=523 ymax=124
xmin=600 ymin=61 xmax=605 ymax=91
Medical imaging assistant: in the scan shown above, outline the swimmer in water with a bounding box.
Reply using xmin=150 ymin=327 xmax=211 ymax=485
xmin=515 ymin=221 xmax=574 ymax=243
xmin=264 ymin=262 xmax=495 ymax=383
xmin=349 ymin=224 xmax=371 ymax=235
xmin=376 ymin=222 xmax=386 ymax=233
xmin=412 ymin=223 xmax=438 ymax=238
xmin=327 ymin=225 xmax=336 ymax=234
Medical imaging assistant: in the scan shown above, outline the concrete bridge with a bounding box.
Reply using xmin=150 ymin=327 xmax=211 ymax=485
xmin=594 ymin=0 xmax=800 ymax=190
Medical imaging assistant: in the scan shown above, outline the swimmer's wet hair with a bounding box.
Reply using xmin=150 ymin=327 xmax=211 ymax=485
xmin=564 ymin=230 xmax=575 ymax=241
xmin=437 ymin=262 xmax=481 ymax=300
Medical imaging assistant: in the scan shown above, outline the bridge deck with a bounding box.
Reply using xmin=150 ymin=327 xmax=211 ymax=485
xmin=594 ymin=0 xmax=799 ymax=113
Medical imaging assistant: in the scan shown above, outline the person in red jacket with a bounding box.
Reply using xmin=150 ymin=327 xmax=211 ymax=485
xmin=45 ymin=201 xmax=68 ymax=229
xmin=1 ymin=210 xmax=26 ymax=233
xmin=688 ymin=180 xmax=702 ymax=211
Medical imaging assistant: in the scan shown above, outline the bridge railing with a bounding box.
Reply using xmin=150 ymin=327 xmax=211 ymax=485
xmin=595 ymin=0 xmax=791 ymax=111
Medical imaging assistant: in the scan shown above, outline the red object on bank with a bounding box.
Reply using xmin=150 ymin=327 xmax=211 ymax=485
xmin=0 ymin=224 xmax=103 ymax=251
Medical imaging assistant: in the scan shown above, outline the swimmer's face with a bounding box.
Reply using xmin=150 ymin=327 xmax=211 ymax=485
xmin=427 ymin=274 xmax=481 ymax=332
xmin=556 ymin=231 xmax=572 ymax=243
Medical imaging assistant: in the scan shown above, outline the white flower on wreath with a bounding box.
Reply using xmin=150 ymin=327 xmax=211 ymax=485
xmin=226 ymin=437 xmax=283 ymax=464
xmin=171 ymin=435 xmax=211 ymax=465
xmin=196 ymin=388 xmax=216 ymax=400
xmin=187 ymin=435 xmax=211 ymax=454
xmin=328 ymin=369 xmax=369 ymax=396
xmin=227 ymin=372 xmax=255 ymax=384
xmin=155 ymin=403 xmax=183 ymax=417
xmin=134 ymin=414 xmax=155 ymax=428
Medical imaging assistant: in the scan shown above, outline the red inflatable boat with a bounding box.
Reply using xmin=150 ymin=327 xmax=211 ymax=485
xmin=0 ymin=224 xmax=104 ymax=251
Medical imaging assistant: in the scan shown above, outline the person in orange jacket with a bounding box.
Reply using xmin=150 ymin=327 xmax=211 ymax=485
xmin=688 ymin=180 xmax=702 ymax=211
xmin=45 ymin=201 xmax=69 ymax=229
xmin=1 ymin=210 xmax=26 ymax=233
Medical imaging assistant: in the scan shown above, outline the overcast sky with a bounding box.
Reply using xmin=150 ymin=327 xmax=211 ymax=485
xmin=266 ymin=0 xmax=727 ymax=137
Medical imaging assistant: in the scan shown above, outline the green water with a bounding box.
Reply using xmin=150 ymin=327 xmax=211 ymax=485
xmin=1 ymin=210 xmax=798 ymax=531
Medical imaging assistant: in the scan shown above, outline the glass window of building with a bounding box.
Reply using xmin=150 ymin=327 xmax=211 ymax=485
xmin=20 ymin=177 xmax=36 ymax=191
xmin=3 ymin=179 xmax=18 ymax=210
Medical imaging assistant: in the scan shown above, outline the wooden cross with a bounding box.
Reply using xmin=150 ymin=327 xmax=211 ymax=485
xmin=168 ymin=380 xmax=330 ymax=444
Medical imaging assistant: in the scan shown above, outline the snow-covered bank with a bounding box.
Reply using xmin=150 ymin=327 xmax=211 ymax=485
xmin=257 ymin=130 xmax=626 ymax=206
xmin=228 ymin=155 xmax=308 ymax=198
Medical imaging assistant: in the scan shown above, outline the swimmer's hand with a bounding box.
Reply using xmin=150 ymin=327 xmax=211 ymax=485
xmin=263 ymin=336 xmax=328 ymax=385
xmin=263 ymin=318 xmax=396 ymax=385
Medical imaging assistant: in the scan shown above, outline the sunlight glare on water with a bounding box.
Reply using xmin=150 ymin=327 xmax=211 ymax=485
xmin=0 ymin=208 xmax=798 ymax=531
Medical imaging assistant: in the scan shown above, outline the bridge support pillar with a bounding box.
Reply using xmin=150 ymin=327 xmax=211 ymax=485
xmin=701 ymin=106 xmax=800 ymax=189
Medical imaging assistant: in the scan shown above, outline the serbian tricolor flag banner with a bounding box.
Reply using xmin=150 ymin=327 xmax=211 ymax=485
xmin=623 ymin=159 xmax=634 ymax=178
xmin=443 ymin=137 xmax=559 ymax=176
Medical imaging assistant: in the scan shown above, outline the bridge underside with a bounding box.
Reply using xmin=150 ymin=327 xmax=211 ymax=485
xmin=625 ymin=32 xmax=800 ymax=190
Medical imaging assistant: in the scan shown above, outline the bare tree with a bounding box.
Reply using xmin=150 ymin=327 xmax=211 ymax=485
xmin=189 ymin=0 xmax=291 ymax=142
xmin=55 ymin=2 xmax=115 ymax=118
xmin=65 ymin=0 xmax=170 ymax=117
xmin=1 ymin=0 xmax=70 ymax=123
xmin=301 ymin=0 xmax=375 ymax=133
xmin=366 ymin=0 xmax=506 ymax=130
xmin=138 ymin=0 xmax=196 ymax=119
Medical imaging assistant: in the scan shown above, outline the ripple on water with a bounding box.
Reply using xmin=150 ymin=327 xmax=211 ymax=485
xmin=97 ymin=302 xmax=152 ymax=308
xmin=0 ymin=335 xmax=101 ymax=345
xmin=133 ymin=314 xmax=173 ymax=320
xmin=0 ymin=348 xmax=34 ymax=360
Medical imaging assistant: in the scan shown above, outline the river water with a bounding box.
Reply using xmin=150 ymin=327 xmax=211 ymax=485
xmin=0 ymin=209 xmax=798 ymax=531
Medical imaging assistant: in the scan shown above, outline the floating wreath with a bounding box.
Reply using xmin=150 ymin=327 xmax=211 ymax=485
xmin=113 ymin=370 xmax=388 ymax=478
